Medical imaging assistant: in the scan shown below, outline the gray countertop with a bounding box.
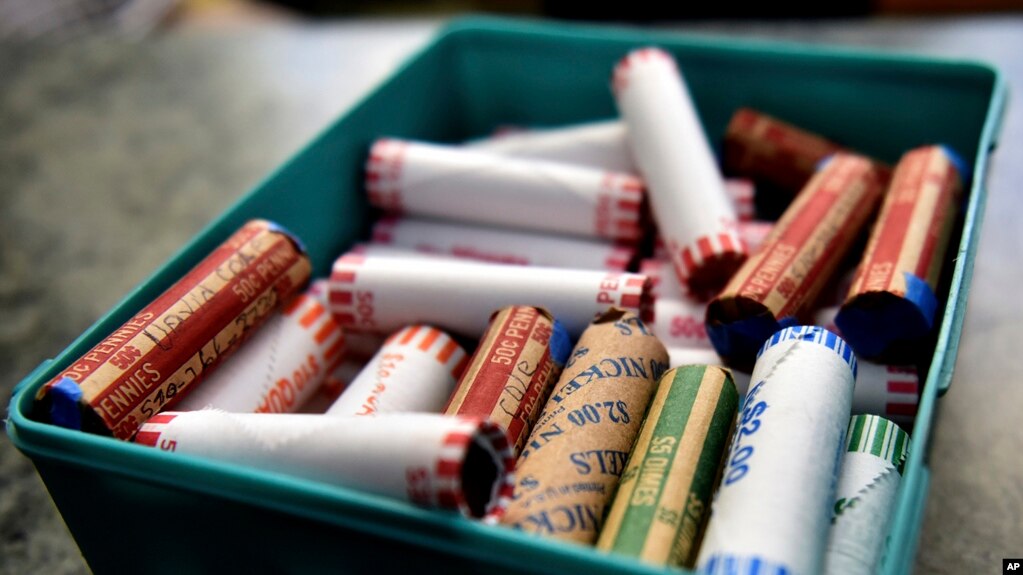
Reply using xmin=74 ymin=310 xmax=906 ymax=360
xmin=1 ymin=15 xmax=1020 ymax=574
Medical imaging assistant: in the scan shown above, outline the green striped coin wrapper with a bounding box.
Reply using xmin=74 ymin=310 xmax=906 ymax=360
xmin=596 ymin=365 xmax=738 ymax=567
xmin=824 ymin=415 xmax=911 ymax=575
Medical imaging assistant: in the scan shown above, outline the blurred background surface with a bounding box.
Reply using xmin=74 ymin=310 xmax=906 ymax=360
xmin=1 ymin=1 xmax=1021 ymax=573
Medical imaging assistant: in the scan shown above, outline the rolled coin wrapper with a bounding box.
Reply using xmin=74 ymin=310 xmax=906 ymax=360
xmin=35 ymin=219 xmax=312 ymax=439
xmin=722 ymin=107 xmax=843 ymax=197
xmin=706 ymin=153 xmax=888 ymax=370
xmin=836 ymin=145 xmax=964 ymax=362
xmin=444 ymin=306 xmax=572 ymax=455
xmin=297 ymin=357 xmax=363 ymax=414
xmin=175 ymin=290 xmax=344 ymax=414
xmin=326 ymin=324 xmax=467 ymax=417
xmin=666 ymin=346 xmax=918 ymax=426
xmin=725 ymin=179 xmax=757 ymax=222
xmin=371 ymin=216 xmax=635 ymax=271
xmin=652 ymin=296 xmax=711 ymax=350
xmin=613 ymin=47 xmax=746 ymax=298
xmin=467 ymin=120 xmax=637 ymax=174
xmin=597 ymin=365 xmax=738 ymax=567
xmin=328 ymin=250 xmax=652 ymax=337
xmin=497 ymin=308 xmax=669 ymax=541
xmin=135 ymin=411 xmax=515 ymax=519
xmin=824 ymin=415 xmax=911 ymax=575
xmin=696 ymin=325 xmax=857 ymax=575
xmin=366 ymin=138 xmax=644 ymax=242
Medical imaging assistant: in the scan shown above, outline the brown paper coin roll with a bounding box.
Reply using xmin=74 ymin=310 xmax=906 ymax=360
xmin=596 ymin=365 xmax=738 ymax=567
xmin=497 ymin=308 xmax=669 ymax=544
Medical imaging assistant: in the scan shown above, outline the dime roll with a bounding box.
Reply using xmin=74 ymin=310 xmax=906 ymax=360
xmin=597 ymin=365 xmax=738 ymax=567
xmin=696 ymin=325 xmax=856 ymax=575
xmin=135 ymin=411 xmax=515 ymax=519
xmin=706 ymin=153 xmax=888 ymax=370
xmin=328 ymin=250 xmax=652 ymax=337
xmin=35 ymin=219 xmax=312 ymax=439
xmin=498 ymin=308 xmax=669 ymax=543
xmin=824 ymin=415 xmax=911 ymax=575
xmin=371 ymin=216 xmax=635 ymax=271
xmin=444 ymin=306 xmax=572 ymax=455
xmin=836 ymin=145 xmax=964 ymax=362
xmin=326 ymin=324 xmax=467 ymax=417
xmin=612 ymin=47 xmax=746 ymax=299
xmin=722 ymin=107 xmax=843 ymax=197
xmin=175 ymin=289 xmax=344 ymax=414
xmin=366 ymin=138 xmax=644 ymax=242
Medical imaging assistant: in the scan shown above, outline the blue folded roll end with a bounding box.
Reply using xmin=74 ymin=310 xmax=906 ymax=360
xmin=938 ymin=143 xmax=971 ymax=186
xmin=834 ymin=273 xmax=937 ymax=361
xmin=549 ymin=319 xmax=573 ymax=368
xmin=706 ymin=313 xmax=798 ymax=369
xmin=49 ymin=377 xmax=83 ymax=430
xmin=266 ymin=220 xmax=308 ymax=255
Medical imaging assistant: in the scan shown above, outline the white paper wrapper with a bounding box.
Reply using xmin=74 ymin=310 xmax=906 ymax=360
xmin=726 ymin=178 xmax=756 ymax=222
xmin=638 ymin=258 xmax=684 ymax=301
xmin=651 ymin=295 xmax=711 ymax=350
xmin=467 ymin=120 xmax=637 ymax=174
xmin=327 ymin=325 xmax=467 ymax=417
xmin=824 ymin=415 xmax=910 ymax=575
xmin=613 ymin=48 xmax=745 ymax=297
xmin=297 ymin=358 xmax=364 ymax=414
xmin=328 ymin=250 xmax=650 ymax=337
xmin=371 ymin=216 xmax=635 ymax=271
xmin=174 ymin=292 xmax=345 ymax=414
xmin=739 ymin=220 xmax=774 ymax=253
xmin=366 ymin=138 xmax=644 ymax=242
xmin=666 ymin=346 xmax=918 ymax=425
xmin=135 ymin=411 xmax=515 ymax=518
xmin=696 ymin=325 xmax=856 ymax=575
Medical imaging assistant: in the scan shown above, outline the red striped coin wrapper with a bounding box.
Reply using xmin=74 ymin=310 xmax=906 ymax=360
xmin=666 ymin=346 xmax=919 ymax=426
xmin=365 ymin=138 xmax=644 ymax=242
xmin=371 ymin=216 xmax=635 ymax=271
xmin=36 ymin=219 xmax=312 ymax=439
xmin=836 ymin=145 xmax=963 ymax=361
xmin=328 ymin=250 xmax=651 ymax=337
xmin=326 ymin=324 xmax=467 ymax=417
xmin=723 ymin=107 xmax=843 ymax=196
xmin=444 ymin=306 xmax=566 ymax=455
xmin=467 ymin=119 xmax=637 ymax=174
xmin=135 ymin=411 xmax=515 ymax=519
xmin=613 ymin=47 xmax=746 ymax=299
xmin=707 ymin=153 xmax=888 ymax=370
xmin=725 ymin=178 xmax=757 ymax=222
xmin=175 ymin=289 xmax=344 ymax=414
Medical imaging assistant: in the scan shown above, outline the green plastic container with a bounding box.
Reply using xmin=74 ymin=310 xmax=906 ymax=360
xmin=6 ymin=16 xmax=1006 ymax=574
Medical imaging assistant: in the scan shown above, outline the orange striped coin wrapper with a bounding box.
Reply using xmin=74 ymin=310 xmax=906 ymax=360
xmin=36 ymin=219 xmax=311 ymax=439
xmin=706 ymin=153 xmax=888 ymax=370
xmin=328 ymin=250 xmax=651 ymax=337
xmin=296 ymin=357 xmax=364 ymax=414
xmin=444 ymin=306 xmax=572 ymax=456
xmin=722 ymin=107 xmax=843 ymax=198
xmin=326 ymin=324 xmax=467 ymax=417
xmin=836 ymin=145 xmax=964 ymax=362
xmin=613 ymin=47 xmax=746 ymax=299
xmin=366 ymin=138 xmax=644 ymax=242
xmin=496 ymin=308 xmax=668 ymax=542
xmin=175 ymin=289 xmax=344 ymax=414
xmin=597 ymin=365 xmax=738 ymax=567
xmin=135 ymin=412 xmax=515 ymax=519
xmin=371 ymin=216 xmax=636 ymax=271
xmin=467 ymin=119 xmax=638 ymax=174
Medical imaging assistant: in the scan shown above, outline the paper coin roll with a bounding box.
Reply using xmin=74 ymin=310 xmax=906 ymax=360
xmin=498 ymin=308 xmax=669 ymax=543
xmin=706 ymin=153 xmax=888 ymax=370
xmin=824 ymin=415 xmax=911 ymax=575
xmin=175 ymin=291 xmax=345 ymax=414
xmin=467 ymin=120 xmax=637 ymax=174
xmin=36 ymin=219 xmax=312 ymax=439
xmin=836 ymin=145 xmax=964 ymax=362
xmin=135 ymin=411 xmax=515 ymax=519
xmin=597 ymin=365 xmax=738 ymax=567
xmin=366 ymin=138 xmax=644 ymax=242
xmin=444 ymin=306 xmax=572 ymax=455
xmin=326 ymin=324 xmax=467 ymax=417
xmin=328 ymin=250 xmax=652 ymax=337
xmin=613 ymin=47 xmax=746 ymax=298
xmin=696 ymin=325 xmax=856 ymax=575
xmin=371 ymin=216 xmax=635 ymax=271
